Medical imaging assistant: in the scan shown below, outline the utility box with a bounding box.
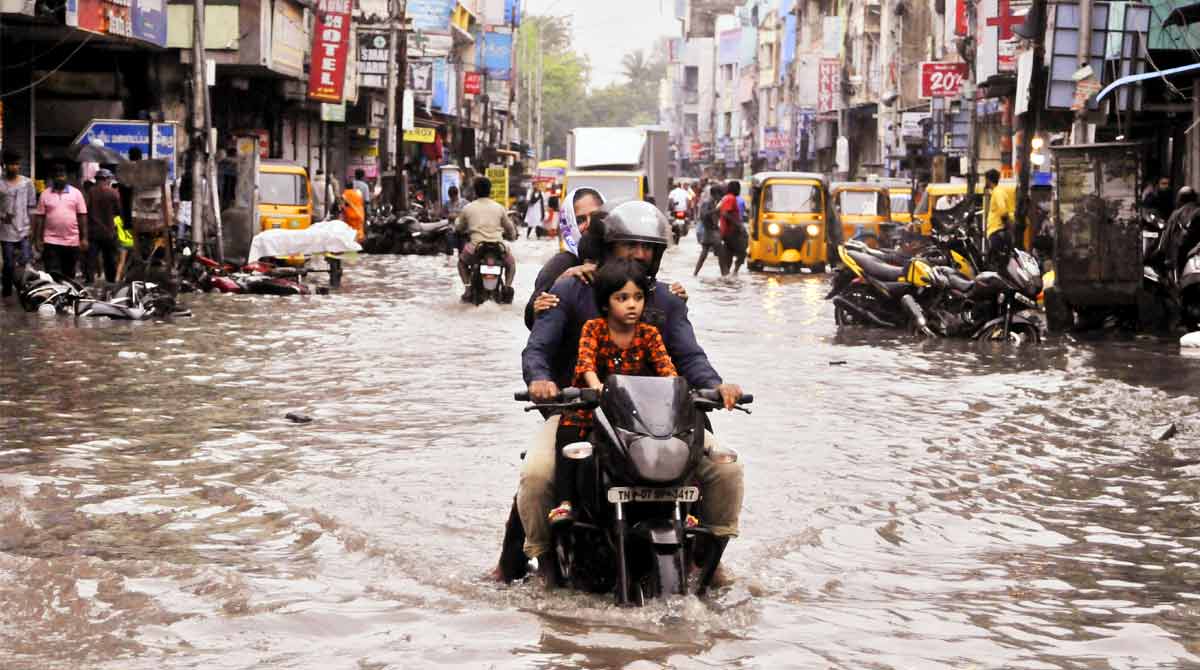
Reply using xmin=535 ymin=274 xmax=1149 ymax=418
xmin=1051 ymin=143 xmax=1145 ymax=306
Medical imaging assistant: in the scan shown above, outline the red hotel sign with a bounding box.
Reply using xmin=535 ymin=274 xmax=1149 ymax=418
xmin=463 ymin=72 xmax=482 ymax=95
xmin=308 ymin=0 xmax=352 ymax=102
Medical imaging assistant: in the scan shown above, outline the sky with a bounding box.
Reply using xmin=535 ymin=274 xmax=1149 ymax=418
xmin=522 ymin=0 xmax=684 ymax=87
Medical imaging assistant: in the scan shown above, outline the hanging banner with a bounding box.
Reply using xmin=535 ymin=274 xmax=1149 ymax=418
xmin=307 ymin=0 xmax=353 ymax=102
xmin=408 ymin=0 xmax=456 ymax=32
xmin=817 ymin=58 xmax=841 ymax=114
xmin=477 ymin=30 xmax=513 ymax=81
xmin=464 ymin=71 xmax=483 ymax=95
xmin=409 ymin=60 xmax=435 ymax=96
xmin=977 ymin=0 xmax=1030 ymax=82
xmin=486 ymin=166 xmax=510 ymax=208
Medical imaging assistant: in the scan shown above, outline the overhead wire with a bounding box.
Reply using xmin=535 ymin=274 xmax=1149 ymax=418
xmin=0 ymin=32 xmax=95 ymax=98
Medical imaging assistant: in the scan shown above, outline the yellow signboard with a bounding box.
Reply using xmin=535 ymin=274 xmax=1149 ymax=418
xmin=404 ymin=127 xmax=436 ymax=144
xmin=486 ymin=166 xmax=509 ymax=209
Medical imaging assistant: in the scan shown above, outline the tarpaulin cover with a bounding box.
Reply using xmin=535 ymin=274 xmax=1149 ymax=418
xmin=248 ymin=220 xmax=363 ymax=262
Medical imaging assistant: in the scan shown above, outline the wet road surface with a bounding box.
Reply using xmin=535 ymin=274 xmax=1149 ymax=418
xmin=3 ymin=236 xmax=1200 ymax=669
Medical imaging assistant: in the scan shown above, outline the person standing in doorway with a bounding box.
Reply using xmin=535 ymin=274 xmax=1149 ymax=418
xmin=83 ymin=168 xmax=122 ymax=284
xmin=33 ymin=164 xmax=88 ymax=278
xmin=0 ymin=151 xmax=38 ymax=298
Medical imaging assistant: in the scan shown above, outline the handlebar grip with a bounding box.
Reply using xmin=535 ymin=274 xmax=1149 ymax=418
xmin=513 ymin=392 xmax=530 ymax=402
xmin=740 ymin=394 xmax=754 ymax=404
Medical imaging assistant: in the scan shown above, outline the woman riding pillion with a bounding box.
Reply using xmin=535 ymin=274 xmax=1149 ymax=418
xmin=503 ymin=200 xmax=746 ymax=585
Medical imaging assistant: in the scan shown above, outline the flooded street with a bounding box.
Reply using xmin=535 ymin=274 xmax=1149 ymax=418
xmin=3 ymin=236 xmax=1200 ymax=669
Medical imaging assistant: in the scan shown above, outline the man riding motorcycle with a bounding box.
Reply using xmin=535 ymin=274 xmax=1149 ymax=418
xmin=503 ymin=200 xmax=745 ymax=584
xmin=455 ymin=176 xmax=517 ymax=300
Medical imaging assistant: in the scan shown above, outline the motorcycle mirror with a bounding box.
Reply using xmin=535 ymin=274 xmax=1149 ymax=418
xmin=562 ymin=442 xmax=594 ymax=460
xmin=705 ymin=444 xmax=739 ymax=464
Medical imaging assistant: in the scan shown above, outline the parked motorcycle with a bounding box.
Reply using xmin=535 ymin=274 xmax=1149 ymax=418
xmin=515 ymin=377 xmax=753 ymax=605
xmin=408 ymin=218 xmax=455 ymax=255
xmin=186 ymin=253 xmax=311 ymax=295
xmin=463 ymin=241 xmax=514 ymax=305
xmin=1179 ymin=248 xmax=1200 ymax=331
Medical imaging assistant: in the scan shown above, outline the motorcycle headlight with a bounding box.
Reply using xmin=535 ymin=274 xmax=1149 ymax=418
xmin=767 ymin=222 xmax=782 ymax=236
xmin=806 ymin=224 xmax=819 ymax=237
xmin=628 ymin=436 xmax=692 ymax=483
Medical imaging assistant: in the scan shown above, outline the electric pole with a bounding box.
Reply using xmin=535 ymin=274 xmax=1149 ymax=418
xmin=394 ymin=0 xmax=410 ymax=209
xmin=965 ymin=0 xmax=980 ymax=202
xmin=384 ymin=0 xmax=400 ymax=205
xmin=190 ymin=0 xmax=207 ymax=250
xmin=1014 ymin=0 xmax=1047 ymax=235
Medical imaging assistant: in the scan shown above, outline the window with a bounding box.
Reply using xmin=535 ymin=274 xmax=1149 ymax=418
xmin=764 ymin=183 xmax=821 ymax=213
xmin=724 ymin=112 xmax=733 ymax=137
xmin=838 ymin=190 xmax=886 ymax=216
xmin=260 ymin=172 xmax=307 ymax=206
xmin=684 ymin=66 xmax=699 ymax=92
xmin=685 ymin=114 xmax=699 ymax=136
xmin=890 ymin=193 xmax=912 ymax=216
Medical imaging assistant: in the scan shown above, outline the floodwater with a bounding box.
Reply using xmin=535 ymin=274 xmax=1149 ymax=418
xmin=2 ymin=235 xmax=1200 ymax=669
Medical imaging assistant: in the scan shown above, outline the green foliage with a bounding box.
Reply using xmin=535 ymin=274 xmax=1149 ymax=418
xmin=516 ymin=17 xmax=667 ymax=158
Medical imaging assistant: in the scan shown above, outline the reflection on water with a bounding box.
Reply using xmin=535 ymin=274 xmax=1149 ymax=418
xmin=2 ymin=237 xmax=1200 ymax=669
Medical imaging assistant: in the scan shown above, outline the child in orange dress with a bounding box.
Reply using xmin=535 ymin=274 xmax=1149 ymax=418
xmin=549 ymin=258 xmax=678 ymax=525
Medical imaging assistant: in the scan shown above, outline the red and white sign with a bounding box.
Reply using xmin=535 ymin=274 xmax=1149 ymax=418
xmin=817 ymin=59 xmax=841 ymax=114
xmin=977 ymin=0 xmax=1030 ymax=82
xmin=920 ymin=61 xmax=969 ymax=98
xmin=307 ymin=0 xmax=352 ymax=102
xmin=463 ymin=71 xmax=482 ymax=96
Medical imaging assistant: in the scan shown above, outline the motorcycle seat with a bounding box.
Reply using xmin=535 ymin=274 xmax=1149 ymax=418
xmin=415 ymin=220 xmax=450 ymax=233
xmin=941 ymin=271 xmax=974 ymax=293
xmin=847 ymin=249 xmax=905 ymax=281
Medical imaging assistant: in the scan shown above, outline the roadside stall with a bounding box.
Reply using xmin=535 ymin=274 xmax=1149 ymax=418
xmin=1045 ymin=142 xmax=1152 ymax=331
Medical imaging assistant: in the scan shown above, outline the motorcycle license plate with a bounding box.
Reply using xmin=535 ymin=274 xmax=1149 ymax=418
xmin=480 ymin=266 xmax=503 ymax=276
xmin=607 ymin=486 xmax=699 ymax=504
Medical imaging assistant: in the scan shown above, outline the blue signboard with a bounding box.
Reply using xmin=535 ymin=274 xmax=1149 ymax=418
xmin=432 ymin=58 xmax=449 ymax=112
xmin=505 ymin=0 xmax=521 ymax=25
xmin=133 ymin=0 xmax=168 ymax=48
xmin=408 ymin=0 xmax=456 ymax=32
xmin=74 ymin=120 xmax=178 ymax=180
xmin=477 ymin=30 xmax=513 ymax=81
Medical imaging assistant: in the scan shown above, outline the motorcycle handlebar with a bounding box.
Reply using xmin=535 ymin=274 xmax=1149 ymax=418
xmin=516 ymin=387 xmax=752 ymax=408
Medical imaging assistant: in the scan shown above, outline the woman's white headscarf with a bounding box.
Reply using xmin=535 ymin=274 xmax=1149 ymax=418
xmin=559 ymin=187 xmax=606 ymax=257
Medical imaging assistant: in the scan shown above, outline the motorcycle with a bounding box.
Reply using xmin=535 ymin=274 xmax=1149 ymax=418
xmin=75 ymin=281 xmax=191 ymax=320
xmin=463 ymin=241 xmax=514 ymax=305
xmin=670 ymin=210 xmax=689 ymax=245
xmin=515 ymin=377 xmax=753 ymax=605
xmin=1179 ymin=247 xmax=1200 ymax=331
xmin=186 ymin=253 xmax=312 ymax=295
xmin=409 ymin=218 xmax=455 ymax=255
xmin=17 ymin=268 xmax=90 ymax=314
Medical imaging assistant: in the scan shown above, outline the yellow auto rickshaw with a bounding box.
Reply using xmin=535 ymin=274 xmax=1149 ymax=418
xmin=258 ymin=160 xmax=315 ymax=231
xmin=912 ymin=182 xmax=985 ymax=236
xmin=746 ymin=172 xmax=831 ymax=273
xmin=885 ymin=183 xmax=913 ymax=227
xmin=830 ymin=182 xmax=893 ymax=248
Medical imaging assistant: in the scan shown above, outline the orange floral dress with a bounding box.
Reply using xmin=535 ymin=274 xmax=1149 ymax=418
xmin=560 ymin=318 xmax=678 ymax=431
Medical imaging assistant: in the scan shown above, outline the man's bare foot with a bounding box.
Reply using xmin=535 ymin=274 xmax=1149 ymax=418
xmin=486 ymin=565 xmax=505 ymax=582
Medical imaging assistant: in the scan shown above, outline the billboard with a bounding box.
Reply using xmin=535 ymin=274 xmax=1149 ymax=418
xmin=477 ymin=30 xmax=513 ymax=81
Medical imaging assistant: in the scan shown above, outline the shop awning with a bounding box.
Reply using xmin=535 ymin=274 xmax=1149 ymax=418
xmin=1164 ymin=1 xmax=1200 ymax=26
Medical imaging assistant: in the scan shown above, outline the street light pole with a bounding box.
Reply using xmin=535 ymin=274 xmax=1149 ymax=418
xmin=190 ymin=0 xmax=207 ymax=250
xmin=384 ymin=0 xmax=400 ymax=204
xmin=965 ymin=0 xmax=980 ymax=201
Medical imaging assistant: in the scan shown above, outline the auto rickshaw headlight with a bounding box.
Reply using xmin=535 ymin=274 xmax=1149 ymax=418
xmin=806 ymin=224 xmax=819 ymax=237
xmin=767 ymin=222 xmax=782 ymax=236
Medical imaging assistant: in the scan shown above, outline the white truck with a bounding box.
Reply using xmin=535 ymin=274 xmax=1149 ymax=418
xmin=564 ymin=127 xmax=670 ymax=213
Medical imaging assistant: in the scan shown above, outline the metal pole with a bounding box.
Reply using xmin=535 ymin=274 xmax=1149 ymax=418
xmin=190 ymin=0 xmax=206 ymax=250
xmin=536 ymin=35 xmax=543 ymax=161
xmin=396 ymin=0 xmax=410 ymax=209
xmin=1072 ymin=0 xmax=1093 ymax=144
xmin=965 ymin=0 xmax=979 ymax=201
xmin=1192 ymin=78 xmax=1200 ymax=187
xmin=385 ymin=0 xmax=400 ymax=205
xmin=1015 ymin=0 xmax=1047 ymax=240
xmin=322 ymin=120 xmax=329 ymax=217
